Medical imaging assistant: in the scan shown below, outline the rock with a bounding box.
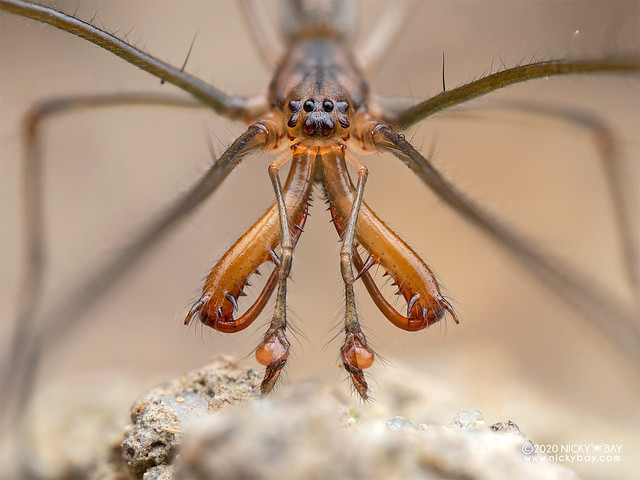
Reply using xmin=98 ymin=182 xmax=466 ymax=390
xmin=110 ymin=356 xmax=579 ymax=480
xmin=121 ymin=401 xmax=182 ymax=475
xmin=142 ymin=465 xmax=176 ymax=480
xmin=117 ymin=356 xmax=260 ymax=477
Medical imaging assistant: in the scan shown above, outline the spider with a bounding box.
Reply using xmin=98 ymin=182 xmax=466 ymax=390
xmin=1 ymin=0 xmax=638 ymax=414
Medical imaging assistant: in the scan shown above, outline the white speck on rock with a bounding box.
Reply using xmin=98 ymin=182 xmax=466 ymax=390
xmin=451 ymin=410 xmax=484 ymax=429
xmin=387 ymin=416 xmax=418 ymax=432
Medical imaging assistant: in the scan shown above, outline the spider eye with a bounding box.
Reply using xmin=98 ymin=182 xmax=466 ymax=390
xmin=303 ymin=100 xmax=315 ymax=112
xmin=288 ymin=100 xmax=301 ymax=112
xmin=336 ymin=101 xmax=349 ymax=113
xmin=287 ymin=114 xmax=298 ymax=128
xmin=322 ymin=100 xmax=334 ymax=112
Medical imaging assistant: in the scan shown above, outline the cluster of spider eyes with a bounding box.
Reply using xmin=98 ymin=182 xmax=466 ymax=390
xmin=287 ymin=98 xmax=351 ymax=135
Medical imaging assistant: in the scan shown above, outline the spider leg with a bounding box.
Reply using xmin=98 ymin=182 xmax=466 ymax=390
xmin=2 ymin=93 xmax=205 ymax=423
xmin=0 ymin=0 xmax=269 ymax=121
xmin=358 ymin=121 xmax=638 ymax=359
xmin=239 ymin=0 xmax=284 ymax=71
xmin=381 ymin=58 xmax=639 ymax=128
xmin=1 ymin=113 xmax=277 ymax=424
xmin=18 ymin=94 xmax=205 ymax=325
xmin=434 ymin=102 xmax=639 ymax=293
xmin=355 ymin=0 xmax=415 ymax=75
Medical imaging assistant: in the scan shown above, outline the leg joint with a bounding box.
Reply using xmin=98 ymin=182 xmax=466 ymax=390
xmin=340 ymin=251 xmax=356 ymax=285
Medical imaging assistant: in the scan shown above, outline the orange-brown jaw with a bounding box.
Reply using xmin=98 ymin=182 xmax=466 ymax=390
xmin=184 ymin=151 xmax=315 ymax=335
xmin=184 ymin=205 xmax=309 ymax=334
xmin=322 ymin=146 xmax=459 ymax=330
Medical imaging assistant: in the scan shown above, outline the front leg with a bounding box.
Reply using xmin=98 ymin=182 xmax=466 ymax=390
xmin=0 ymin=0 xmax=269 ymax=121
xmin=384 ymin=58 xmax=640 ymax=128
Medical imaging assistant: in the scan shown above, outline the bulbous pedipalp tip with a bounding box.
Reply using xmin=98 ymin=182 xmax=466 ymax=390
xmin=340 ymin=331 xmax=374 ymax=399
xmin=256 ymin=328 xmax=290 ymax=395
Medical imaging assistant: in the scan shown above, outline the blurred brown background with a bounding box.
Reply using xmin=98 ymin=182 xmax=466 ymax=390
xmin=1 ymin=1 xmax=638 ymax=477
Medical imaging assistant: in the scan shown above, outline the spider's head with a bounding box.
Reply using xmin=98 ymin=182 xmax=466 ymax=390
xmin=284 ymin=94 xmax=353 ymax=145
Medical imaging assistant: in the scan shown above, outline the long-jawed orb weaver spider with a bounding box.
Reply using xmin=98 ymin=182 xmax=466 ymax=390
xmin=0 ymin=0 xmax=626 ymax=436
